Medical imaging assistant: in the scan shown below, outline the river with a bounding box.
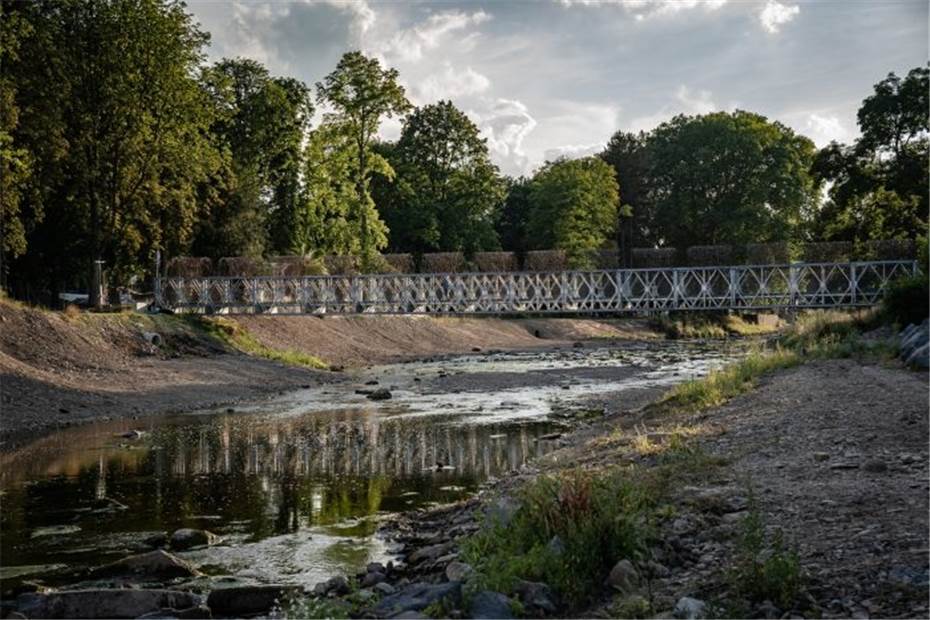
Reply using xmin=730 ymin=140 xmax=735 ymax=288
xmin=0 ymin=340 xmax=739 ymax=590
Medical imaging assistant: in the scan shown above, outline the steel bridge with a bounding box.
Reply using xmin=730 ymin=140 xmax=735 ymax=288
xmin=155 ymin=260 xmax=918 ymax=315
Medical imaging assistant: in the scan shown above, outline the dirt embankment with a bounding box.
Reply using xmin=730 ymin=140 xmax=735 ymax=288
xmin=0 ymin=300 xmax=657 ymax=440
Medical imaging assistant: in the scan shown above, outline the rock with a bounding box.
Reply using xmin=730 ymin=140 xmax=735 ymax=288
xmin=572 ymin=341 xmax=584 ymax=348
xmin=863 ymin=459 xmax=888 ymax=473
xmin=445 ymin=561 xmax=473 ymax=582
xmin=472 ymin=347 xmax=482 ymax=352
xmin=546 ymin=535 xmax=565 ymax=556
xmin=813 ymin=452 xmax=830 ymax=462
xmin=207 ymin=585 xmax=301 ymax=616
xmin=373 ymin=582 xmax=396 ymax=596
xmin=16 ymin=589 xmax=202 ymax=619
xmin=366 ymin=562 xmax=386 ymax=574
xmin=391 ymin=613 xmax=428 ymax=620
xmin=469 ymin=591 xmax=513 ymax=619
xmin=367 ymin=388 xmax=392 ymax=401
xmin=136 ymin=606 xmax=211 ymax=619
xmin=317 ymin=575 xmax=350 ymax=596
xmin=905 ymin=343 xmax=929 ymax=369
xmin=754 ymin=600 xmax=780 ymax=619
xmin=169 ymin=529 xmax=218 ymax=551
xmin=673 ymin=596 xmax=707 ymax=619
xmin=373 ymin=582 xmax=462 ymax=617
xmin=360 ymin=571 xmax=385 ymax=587
xmin=606 ymin=559 xmax=640 ymax=594
xmin=513 ymin=580 xmax=556 ymax=615
xmin=91 ymin=550 xmax=201 ymax=579
xmin=407 ymin=541 xmax=454 ymax=564
xmin=143 ymin=532 xmax=169 ymax=549
xmin=364 ymin=380 xmax=379 ymax=385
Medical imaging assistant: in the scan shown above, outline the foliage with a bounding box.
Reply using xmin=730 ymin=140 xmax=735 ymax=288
xmin=882 ymin=274 xmax=929 ymax=327
xmin=380 ymin=101 xmax=505 ymax=255
xmin=526 ymin=157 xmax=619 ymax=268
xmin=728 ymin=503 xmax=802 ymax=610
xmin=811 ymin=68 xmax=929 ymax=243
xmin=599 ymin=131 xmax=650 ymax=264
xmin=646 ymin=111 xmax=819 ymax=249
xmin=461 ymin=468 xmax=652 ymax=607
xmin=495 ymin=176 xmax=533 ymax=257
xmin=316 ymin=51 xmax=411 ymax=269
xmin=198 ymin=317 xmax=330 ymax=370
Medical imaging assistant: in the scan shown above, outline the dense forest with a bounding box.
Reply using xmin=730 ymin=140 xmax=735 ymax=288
xmin=0 ymin=0 xmax=927 ymax=304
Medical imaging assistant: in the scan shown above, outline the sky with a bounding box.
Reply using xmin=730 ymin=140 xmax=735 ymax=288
xmin=187 ymin=0 xmax=928 ymax=176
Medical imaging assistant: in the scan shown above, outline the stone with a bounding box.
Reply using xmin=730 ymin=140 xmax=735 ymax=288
xmin=607 ymin=559 xmax=640 ymax=594
xmin=444 ymin=561 xmax=473 ymax=582
xmin=373 ymin=581 xmax=462 ymax=617
xmin=813 ymin=452 xmax=830 ymax=462
xmin=169 ymin=529 xmax=218 ymax=551
xmin=863 ymin=459 xmax=888 ymax=473
xmin=91 ymin=550 xmax=201 ymax=579
xmin=905 ymin=343 xmax=929 ymax=369
xmin=373 ymin=582 xmax=396 ymax=596
xmin=143 ymin=532 xmax=169 ymax=549
xmin=546 ymin=535 xmax=565 ymax=556
xmin=16 ymin=589 xmax=202 ymax=619
xmin=136 ymin=606 xmax=211 ymax=619
xmin=367 ymin=562 xmax=386 ymax=574
xmin=572 ymin=341 xmax=584 ymax=348
xmin=320 ymin=575 xmax=350 ymax=596
xmin=206 ymin=585 xmax=301 ymax=615
xmin=673 ymin=596 xmax=707 ymax=620
xmin=469 ymin=591 xmax=513 ymax=619
xmin=360 ymin=571 xmax=385 ymax=587
xmin=367 ymin=388 xmax=392 ymax=401
xmin=513 ymin=580 xmax=556 ymax=614
xmin=407 ymin=542 xmax=453 ymax=564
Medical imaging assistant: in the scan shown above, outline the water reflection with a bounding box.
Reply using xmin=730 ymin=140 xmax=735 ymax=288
xmin=0 ymin=407 xmax=560 ymax=583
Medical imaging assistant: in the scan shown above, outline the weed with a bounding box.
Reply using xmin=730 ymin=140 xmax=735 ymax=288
xmin=609 ymin=594 xmax=652 ymax=618
xmin=197 ymin=316 xmax=330 ymax=370
xmin=728 ymin=501 xmax=802 ymax=610
xmin=278 ymin=594 xmax=349 ymax=619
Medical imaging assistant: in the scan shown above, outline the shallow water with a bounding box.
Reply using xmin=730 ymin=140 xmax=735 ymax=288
xmin=0 ymin=341 xmax=737 ymax=589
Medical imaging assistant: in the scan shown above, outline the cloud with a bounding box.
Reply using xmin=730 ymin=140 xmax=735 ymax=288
xmin=543 ymin=143 xmax=603 ymax=162
xmin=380 ymin=10 xmax=491 ymax=62
xmin=675 ymin=85 xmax=716 ymax=114
xmin=559 ymin=0 xmax=728 ymax=19
xmin=805 ymin=113 xmax=851 ymax=146
xmin=416 ymin=64 xmax=492 ymax=102
xmin=758 ymin=0 xmax=800 ymax=34
xmin=469 ymin=99 xmax=539 ymax=175
xmin=628 ymin=85 xmax=726 ymax=131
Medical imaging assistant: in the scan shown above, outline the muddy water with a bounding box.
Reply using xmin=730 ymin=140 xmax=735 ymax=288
xmin=0 ymin=341 xmax=737 ymax=589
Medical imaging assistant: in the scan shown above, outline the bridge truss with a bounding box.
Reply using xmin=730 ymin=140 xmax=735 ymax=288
xmin=155 ymin=260 xmax=918 ymax=315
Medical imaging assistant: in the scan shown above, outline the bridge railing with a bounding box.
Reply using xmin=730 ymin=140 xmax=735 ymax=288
xmin=154 ymin=260 xmax=918 ymax=315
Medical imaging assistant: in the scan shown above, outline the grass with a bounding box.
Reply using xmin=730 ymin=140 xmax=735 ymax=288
xmin=651 ymin=313 xmax=782 ymax=340
xmin=197 ymin=316 xmax=331 ymax=370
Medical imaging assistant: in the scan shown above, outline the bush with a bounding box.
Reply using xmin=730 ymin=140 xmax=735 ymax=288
xmin=728 ymin=504 xmax=802 ymax=610
xmin=882 ymin=274 xmax=929 ymax=327
xmin=461 ymin=469 xmax=652 ymax=608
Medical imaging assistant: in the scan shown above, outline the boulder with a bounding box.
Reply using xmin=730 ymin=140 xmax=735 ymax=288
xmin=136 ymin=605 xmax=211 ymax=619
xmin=360 ymin=571 xmax=385 ymax=588
xmin=313 ymin=575 xmax=349 ymax=596
xmin=483 ymin=496 xmax=519 ymax=529
xmin=444 ymin=561 xmax=473 ymax=582
xmin=905 ymin=343 xmax=929 ymax=369
xmin=143 ymin=532 xmax=169 ymax=549
xmin=469 ymin=591 xmax=513 ymax=619
xmin=373 ymin=582 xmax=396 ymax=596
xmin=373 ymin=582 xmax=461 ymax=617
xmin=16 ymin=589 xmax=202 ymax=619
xmin=407 ymin=542 xmax=454 ymax=564
xmin=206 ymin=585 xmax=301 ymax=616
xmin=169 ymin=529 xmax=218 ymax=551
xmin=673 ymin=596 xmax=707 ymax=620
xmin=513 ymin=580 xmax=556 ymax=615
xmin=91 ymin=550 xmax=201 ymax=579
xmin=367 ymin=388 xmax=392 ymax=401
xmin=606 ymin=559 xmax=639 ymax=594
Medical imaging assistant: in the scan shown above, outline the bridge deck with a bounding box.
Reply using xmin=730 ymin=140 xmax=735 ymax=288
xmin=155 ymin=260 xmax=917 ymax=315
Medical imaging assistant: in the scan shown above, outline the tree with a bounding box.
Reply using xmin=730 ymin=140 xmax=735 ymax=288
xmin=599 ymin=131 xmax=649 ymax=265
xmin=194 ymin=58 xmax=313 ymax=258
xmin=384 ymin=101 xmax=504 ymax=255
xmin=5 ymin=0 xmax=219 ymax=304
xmin=645 ymin=111 xmax=818 ymax=249
xmin=527 ymin=157 xmax=619 ymax=268
xmin=496 ymin=176 xmax=533 ymax=256
xmin=812 ymin=68 xmax=928 ymax=243
xmin=316 ymin=51 xmax=411 ymax=267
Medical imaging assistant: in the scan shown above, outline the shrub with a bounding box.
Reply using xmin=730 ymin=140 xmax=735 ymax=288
xmin=882 ymin=274 xmax=929 ymax=327
xmin=461 ymin=469 xmax=652 ymax=608
xmin=728 ymin=504 xmax=802 ymax=610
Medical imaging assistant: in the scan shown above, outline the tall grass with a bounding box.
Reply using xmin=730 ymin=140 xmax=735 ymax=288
xmin=198 ymin=317 xmax=330 ymax=370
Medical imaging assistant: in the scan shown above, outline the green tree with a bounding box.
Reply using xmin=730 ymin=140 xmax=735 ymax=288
xmin=812 ymin=67 xmax=929 ymax=243
xmin=527 ymin=157 xmax=619 ymax=268
xmin=386 ymin=101 xmax=504 ymax=255
xmin=194 ymin=58 xmax=313 ymax=258
xmin=599 ymin=130 xmax=650 ymax=265
xmin=316 ymin=51 xmax=410 ymax=268
xmin=5 ymin=0 xmax=219 ymax=304
xmin=645 ymin=111 xmax=818 ymax=249
xmin=495 ymin=176 xmax=533 ymax=256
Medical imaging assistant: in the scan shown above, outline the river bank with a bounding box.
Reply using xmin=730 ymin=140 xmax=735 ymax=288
xmin=0 ymin=297 xmax=659 ymax=441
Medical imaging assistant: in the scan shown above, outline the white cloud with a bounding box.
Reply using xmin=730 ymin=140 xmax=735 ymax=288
xmin=560 ymin=0 xmax=728 ymax=19
xmin=543 ymin=143 xmax=603 ymax=162
xmin=469 ymin=99 xmax=539 ymax=175
xmin=805 ymin=113 xmax=851 ymax=146
xmin=758 ymin=0 xmax=800 ymax=34
xmin=416 ymin=64 xmax=492 ymax=103
xmin=628 ymin=85 xmax=727 ymax=131
xmin=675 ymin=85 xmax=716 ymax=114
xmin=380 ymin=10 xmax=491 ymax=62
